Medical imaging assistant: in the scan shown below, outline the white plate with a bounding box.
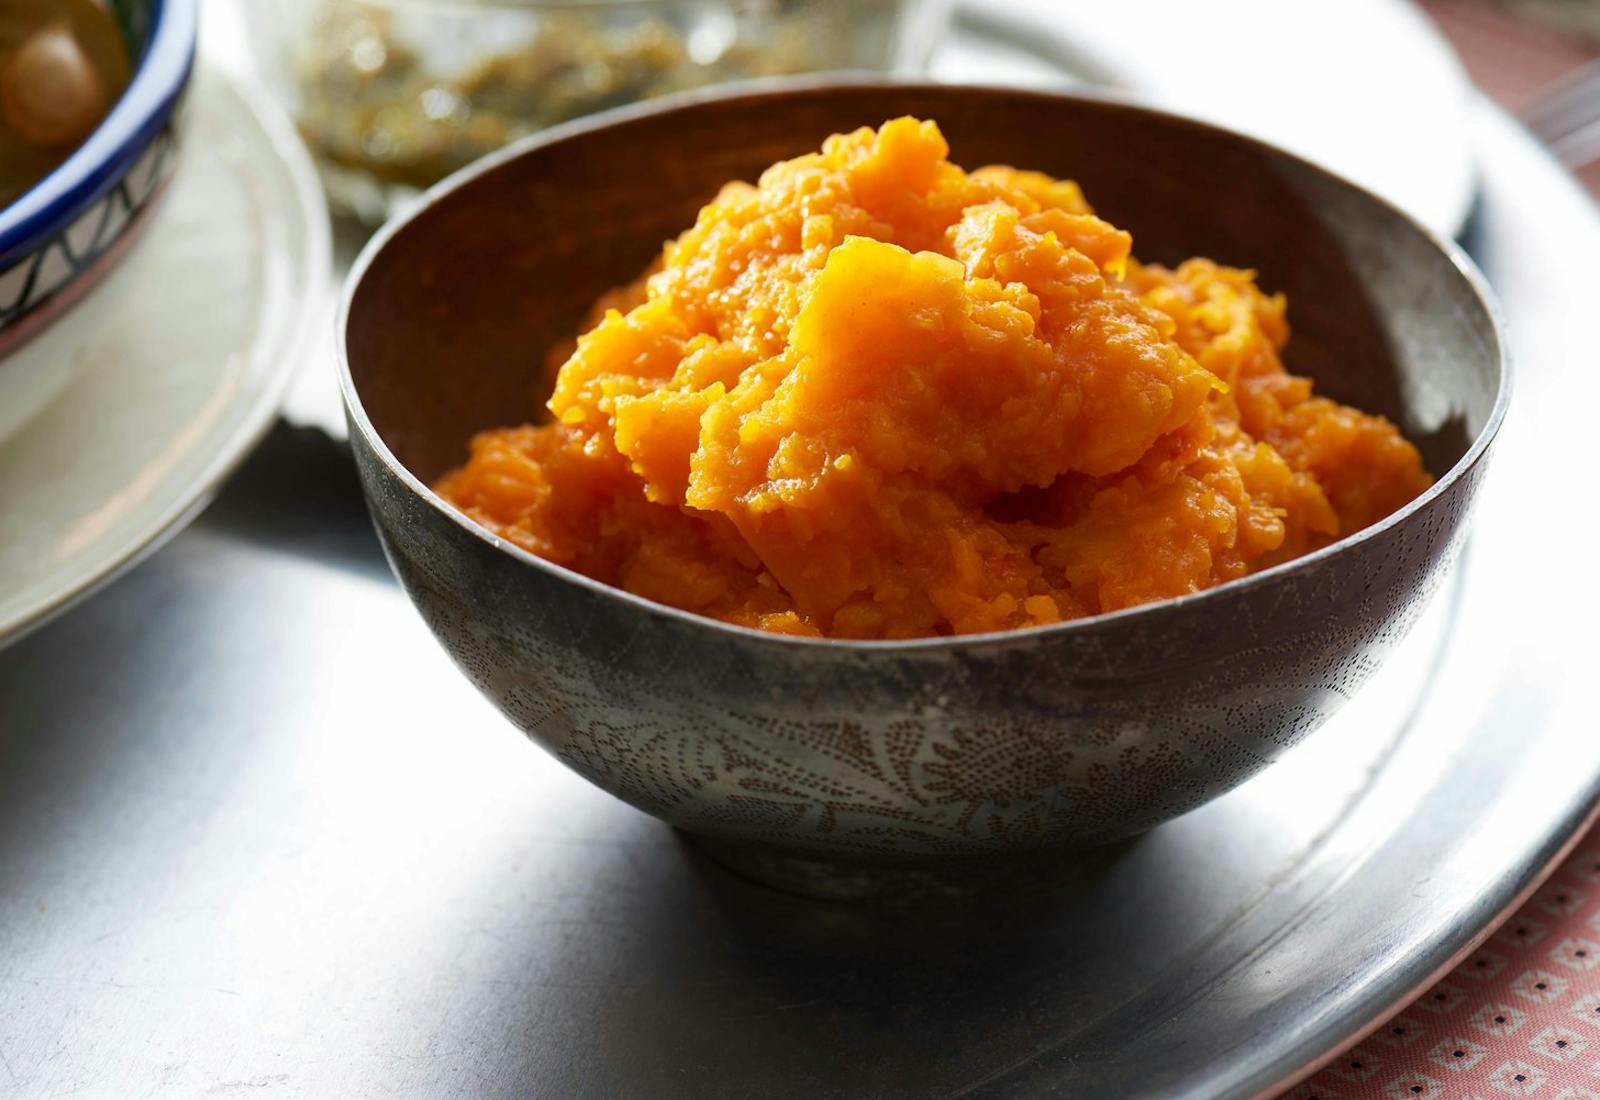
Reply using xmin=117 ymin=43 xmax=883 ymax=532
xmin=0 ymin=65 xmax=329 ymax=645
xmin=946 ymin=0 xmax=1477 ymax=238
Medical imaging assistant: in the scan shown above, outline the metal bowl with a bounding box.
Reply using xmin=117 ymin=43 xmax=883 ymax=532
xmin=338 ymin=81 xmax=1509 ymax=886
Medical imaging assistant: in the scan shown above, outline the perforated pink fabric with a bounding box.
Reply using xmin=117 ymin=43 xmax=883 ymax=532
xmin=1284 ymin=833 xmax=1600 ymax=1100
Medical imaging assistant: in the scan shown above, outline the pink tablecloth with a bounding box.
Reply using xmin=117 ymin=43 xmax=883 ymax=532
xmin=1286 ymin=828 xmax=1600 ymax=1099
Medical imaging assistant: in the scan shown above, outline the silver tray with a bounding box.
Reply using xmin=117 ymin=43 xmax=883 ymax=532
xmin=2 ymin=39 xmax=1598 ymax=1100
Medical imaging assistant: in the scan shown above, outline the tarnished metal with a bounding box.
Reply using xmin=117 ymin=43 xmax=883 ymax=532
xmin=339 ymin=82 xmax=1508 ymax=878
xmin=0 ymin=40 xmax=1593 ymax=1100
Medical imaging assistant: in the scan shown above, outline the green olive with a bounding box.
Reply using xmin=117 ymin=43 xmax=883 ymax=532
xmin=1 ymin=22 xmax=107 ymax=149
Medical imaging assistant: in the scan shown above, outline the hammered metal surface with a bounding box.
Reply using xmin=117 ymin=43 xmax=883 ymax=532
xmin=342 ymin=83 xmax=1507 ymax=866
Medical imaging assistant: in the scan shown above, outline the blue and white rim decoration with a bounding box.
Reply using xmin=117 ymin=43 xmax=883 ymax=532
xmin=0 ymin=0 xmax=196 ymax=332
xmin=0 ymin=120 xmax=178 ymax=326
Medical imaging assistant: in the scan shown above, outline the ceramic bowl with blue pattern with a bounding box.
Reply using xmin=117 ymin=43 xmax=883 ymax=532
xmin=0 ymin=0 xmax=197 ymax=353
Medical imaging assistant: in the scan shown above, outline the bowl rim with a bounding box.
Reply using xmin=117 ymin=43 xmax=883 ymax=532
xmin=337 ymin=74 xmax=1513 ymax=654
xmin=0 ymin=0 xmax=198 ymax=270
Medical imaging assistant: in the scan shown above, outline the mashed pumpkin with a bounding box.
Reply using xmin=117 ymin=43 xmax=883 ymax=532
xmin=435 ymin=118 xmax=1431 ymax=639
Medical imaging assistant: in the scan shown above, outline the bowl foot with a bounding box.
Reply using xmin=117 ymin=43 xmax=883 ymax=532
xmin=681 ymin=832 xmax=1126 ymax=903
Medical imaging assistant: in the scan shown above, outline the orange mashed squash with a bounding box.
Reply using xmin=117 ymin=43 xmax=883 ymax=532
xmin=435 ymin=118 xmax=1432 ymax=639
